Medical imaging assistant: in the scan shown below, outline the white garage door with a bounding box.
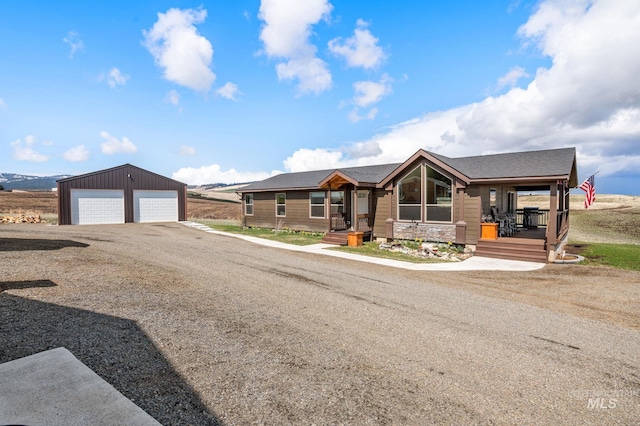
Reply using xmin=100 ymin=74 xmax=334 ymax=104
xmin=134 ymin=190 xmax=179 ymax=223
xmin=71 ymin=189 xmax=125 ymax=225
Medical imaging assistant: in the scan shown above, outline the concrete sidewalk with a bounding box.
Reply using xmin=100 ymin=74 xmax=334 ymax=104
xmin=181 ymin=221 xmax=545 ymax=271
xmin=0 ymin=348 xmax=160 ymax=425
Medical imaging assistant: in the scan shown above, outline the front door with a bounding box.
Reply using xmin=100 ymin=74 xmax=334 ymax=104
xmin=352 ymin=190 xmax=370 ymax=231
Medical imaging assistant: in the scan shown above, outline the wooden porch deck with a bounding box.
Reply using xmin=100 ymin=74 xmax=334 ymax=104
xmin=475 ymin=227 xmax=548 ymax=262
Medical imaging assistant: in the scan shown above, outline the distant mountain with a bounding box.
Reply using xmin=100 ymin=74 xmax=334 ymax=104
xmin=0 ymin=173 xmax=71 ymax=190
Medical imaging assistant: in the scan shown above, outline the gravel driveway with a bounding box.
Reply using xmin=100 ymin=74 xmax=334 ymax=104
xmin=1 ymin=223 xmax=639 ymax=424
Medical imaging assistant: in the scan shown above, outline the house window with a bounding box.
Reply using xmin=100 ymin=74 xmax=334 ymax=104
xmin=310 ymin=191 xmax=325 ymax=218
xmin=244 ymin=194 xmax=254 ymax=216
xmin=425 ymin=166 xmax=452 ymax=222
xmin=398 ymin=166 xmax=422 ymax=221
xmin=276 ymin=193 xmax=286 ymax=217
xmin=330 ymin=191 xmax=344 ymax=215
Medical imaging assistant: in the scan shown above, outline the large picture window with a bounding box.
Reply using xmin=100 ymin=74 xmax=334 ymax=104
xmin=425 ymin=166 xmax=452 ymax=222
xmin=276 ymin=193 xmax=286 ymax=217
xmin=310 ymin=191 xmax=325 ymax=218
xmin=244 ymin=194 xmax=253 ymax=215
xmin=398 ymin=166 xmax=422 ymax=221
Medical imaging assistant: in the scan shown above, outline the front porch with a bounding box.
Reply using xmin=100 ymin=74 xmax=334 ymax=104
xmin=475 ymin=227 xmax=548 ymax=262
xmin=318 ymin=173 xmax=375 ymax=245
xmin=475 ymin=183 xmax=572 ymax=263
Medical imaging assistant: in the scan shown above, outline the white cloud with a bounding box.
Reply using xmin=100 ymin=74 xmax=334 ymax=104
xmin=328 ymin=19 xmax=386 ymax=69
xmin=10 ymin=135 xmax=49 ymax=162
xmin=283 ymin=148 xmax=344 ymax=172
xmin=143 ymin=7 xmax=215 ymax=92
xmin=107 ymin=67 xmax=129 ymax=88
xmin=63 ymin=31 xmax=84 ymax=58
xmin=258 ymin=0 xmax=333 ymax=95
xmin=172 ymin=164 xmax=280 ymax=185
xmin=352 ymin=75 xmax=392 ymax=107
xmin=179 ymin=145 xmax=197 ymax=156
xmin=282 ymin=0 xmax=640 ymax=180
xmin=64 ymin=144 xmax=90 ymax=162
xmin=100 ymin=131 xmax=138 ymax=155
xmin=346 ymin=74 xmax=391 ymax=122
xmin=216 ymin=82 xmax=241 ymax=101
xmin=0 ymin=98 xmax=6 ymax=109
xmin=495 ymin=66 xmax=529 ymax=91
xmin=164 ymin=89 xmax=180 ymax=106
xmin=348 ymin=107 xmax=378 ymax=123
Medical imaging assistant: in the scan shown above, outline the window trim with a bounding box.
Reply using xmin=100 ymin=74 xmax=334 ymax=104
xmin=396 ymin=163 xmax=455 ymax=224
xmin=425 ymin=165 xmax=453 ymax=223
xmin=275 ymin=192 xmax=286 ymax=217
xmin=309 ymin=191 xmax=326 ymax=219
xmin=244 ymin=193 xmax=254 ymax=216
xmin=397 ymin=165 xmax=423 ymax=222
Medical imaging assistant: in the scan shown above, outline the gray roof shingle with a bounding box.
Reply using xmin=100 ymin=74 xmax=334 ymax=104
xmin=240 ymin=147 xmax=576 ymax=191
xmin=241 ymin=163 xmax=401 ymax=192
xmin=430 ymin=147 xmax=576 ymax=179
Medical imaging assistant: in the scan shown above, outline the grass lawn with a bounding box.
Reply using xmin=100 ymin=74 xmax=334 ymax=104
xmin=572 ymin=243 xmax=640 ymax=271
xmin=330 ymin=242 xmax=447 ymax=263
xmin=196 ymin=220 xmax=324 ymax=246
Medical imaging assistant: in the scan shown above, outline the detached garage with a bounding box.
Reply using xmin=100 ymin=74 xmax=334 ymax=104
xmin=57 ymin=164 xmax=187 ymax=225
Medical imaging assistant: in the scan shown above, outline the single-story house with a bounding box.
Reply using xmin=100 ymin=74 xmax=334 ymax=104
xmin=238 ymin=147 xmax=578 ymax=262
xmin=57 ymin=164 xmax=187 ymax=225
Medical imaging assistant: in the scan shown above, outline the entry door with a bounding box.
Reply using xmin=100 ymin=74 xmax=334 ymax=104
xmin=352 ymin=190 xmax=370 ymax=230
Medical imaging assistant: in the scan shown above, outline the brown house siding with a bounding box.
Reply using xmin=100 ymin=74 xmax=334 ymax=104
xmin=244 ymin=190 xmax=328 ymax=233
xmin=57 ymin=164 xmax=187 ymax=225
xmin=371 ymin=189 xmax=389 ymax=238
xmin=463 ymin=186 xmax=482 ymax=244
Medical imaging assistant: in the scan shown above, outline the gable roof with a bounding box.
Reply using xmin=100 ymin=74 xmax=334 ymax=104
xmin=240 ymin=147 xmax=578 ymax=192
xmin=56 ymin=163 xmax=186 ymax=185
xmin=240 ymin=163 xmax=401 ymax=192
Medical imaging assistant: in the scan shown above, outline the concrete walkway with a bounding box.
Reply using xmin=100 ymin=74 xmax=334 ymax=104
xmin=181 ymin=221 xmax=545 ymax=271
xmin=0 ymin=348 xmax=160 ymax=425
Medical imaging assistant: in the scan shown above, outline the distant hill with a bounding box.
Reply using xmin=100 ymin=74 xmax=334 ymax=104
xmin=0 ymin=173 xmax=71 ymax=190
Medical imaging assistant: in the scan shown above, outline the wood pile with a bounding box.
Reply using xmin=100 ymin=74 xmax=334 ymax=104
xmin=1 ymin=214 xmax=46 ymax=224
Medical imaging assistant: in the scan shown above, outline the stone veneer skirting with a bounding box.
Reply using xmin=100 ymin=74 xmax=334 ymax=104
xmin=393 ymin=222 xmax=456 ymax=242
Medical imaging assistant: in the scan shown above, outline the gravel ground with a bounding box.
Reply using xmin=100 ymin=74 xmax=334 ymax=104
xmin=1 ymin=223 xmax=639 ymax=424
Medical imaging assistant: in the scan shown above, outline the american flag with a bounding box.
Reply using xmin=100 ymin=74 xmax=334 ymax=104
xmin=579 ymin=174 xmax=596 ymax=209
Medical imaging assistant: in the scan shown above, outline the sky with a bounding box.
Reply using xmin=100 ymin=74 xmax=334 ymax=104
xmin=1 ymin=0 xmax=639 ymax=195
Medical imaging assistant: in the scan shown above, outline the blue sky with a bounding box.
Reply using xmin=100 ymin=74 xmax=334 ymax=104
xmin=1 ymin=0 xmax=639 ymax=195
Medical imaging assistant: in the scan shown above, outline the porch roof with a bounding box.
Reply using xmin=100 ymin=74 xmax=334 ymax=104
xmin=430 ymin=147 xmax=578 ymax=185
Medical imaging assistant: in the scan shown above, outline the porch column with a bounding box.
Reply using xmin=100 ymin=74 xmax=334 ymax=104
xmin=456 ymin=185 xmax=466 ymax=244
xmin=353 ymin=187 xmax=359 ymax=231
xmin=327 ymin=187 xmax=332 ymax=232
xmin=548 ymin=182 xmax=558 ymax=257
xmin=386 ymin=185 xmax=394 ymax=240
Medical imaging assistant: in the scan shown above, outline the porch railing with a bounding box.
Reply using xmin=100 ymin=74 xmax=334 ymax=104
xmin=515 ymin=208 xmax=549 ymax=228
xmin=556 ymin=209 xmax=569 ymax=240
xmin=356 ymin=214 xmax=372 ymax=232
xmin=331 ymin=213 xmax=348 ymax=231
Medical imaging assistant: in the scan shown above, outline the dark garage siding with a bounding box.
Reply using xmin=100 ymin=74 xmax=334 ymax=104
xmin=57 ymin=164 xmax=187 ymax=225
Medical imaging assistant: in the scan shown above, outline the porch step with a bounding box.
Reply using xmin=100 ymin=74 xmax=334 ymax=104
xmin=475 ymin=238 xmax=548 ymax=263
xmin=321 ymin=232 xmax=349 ymax=245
